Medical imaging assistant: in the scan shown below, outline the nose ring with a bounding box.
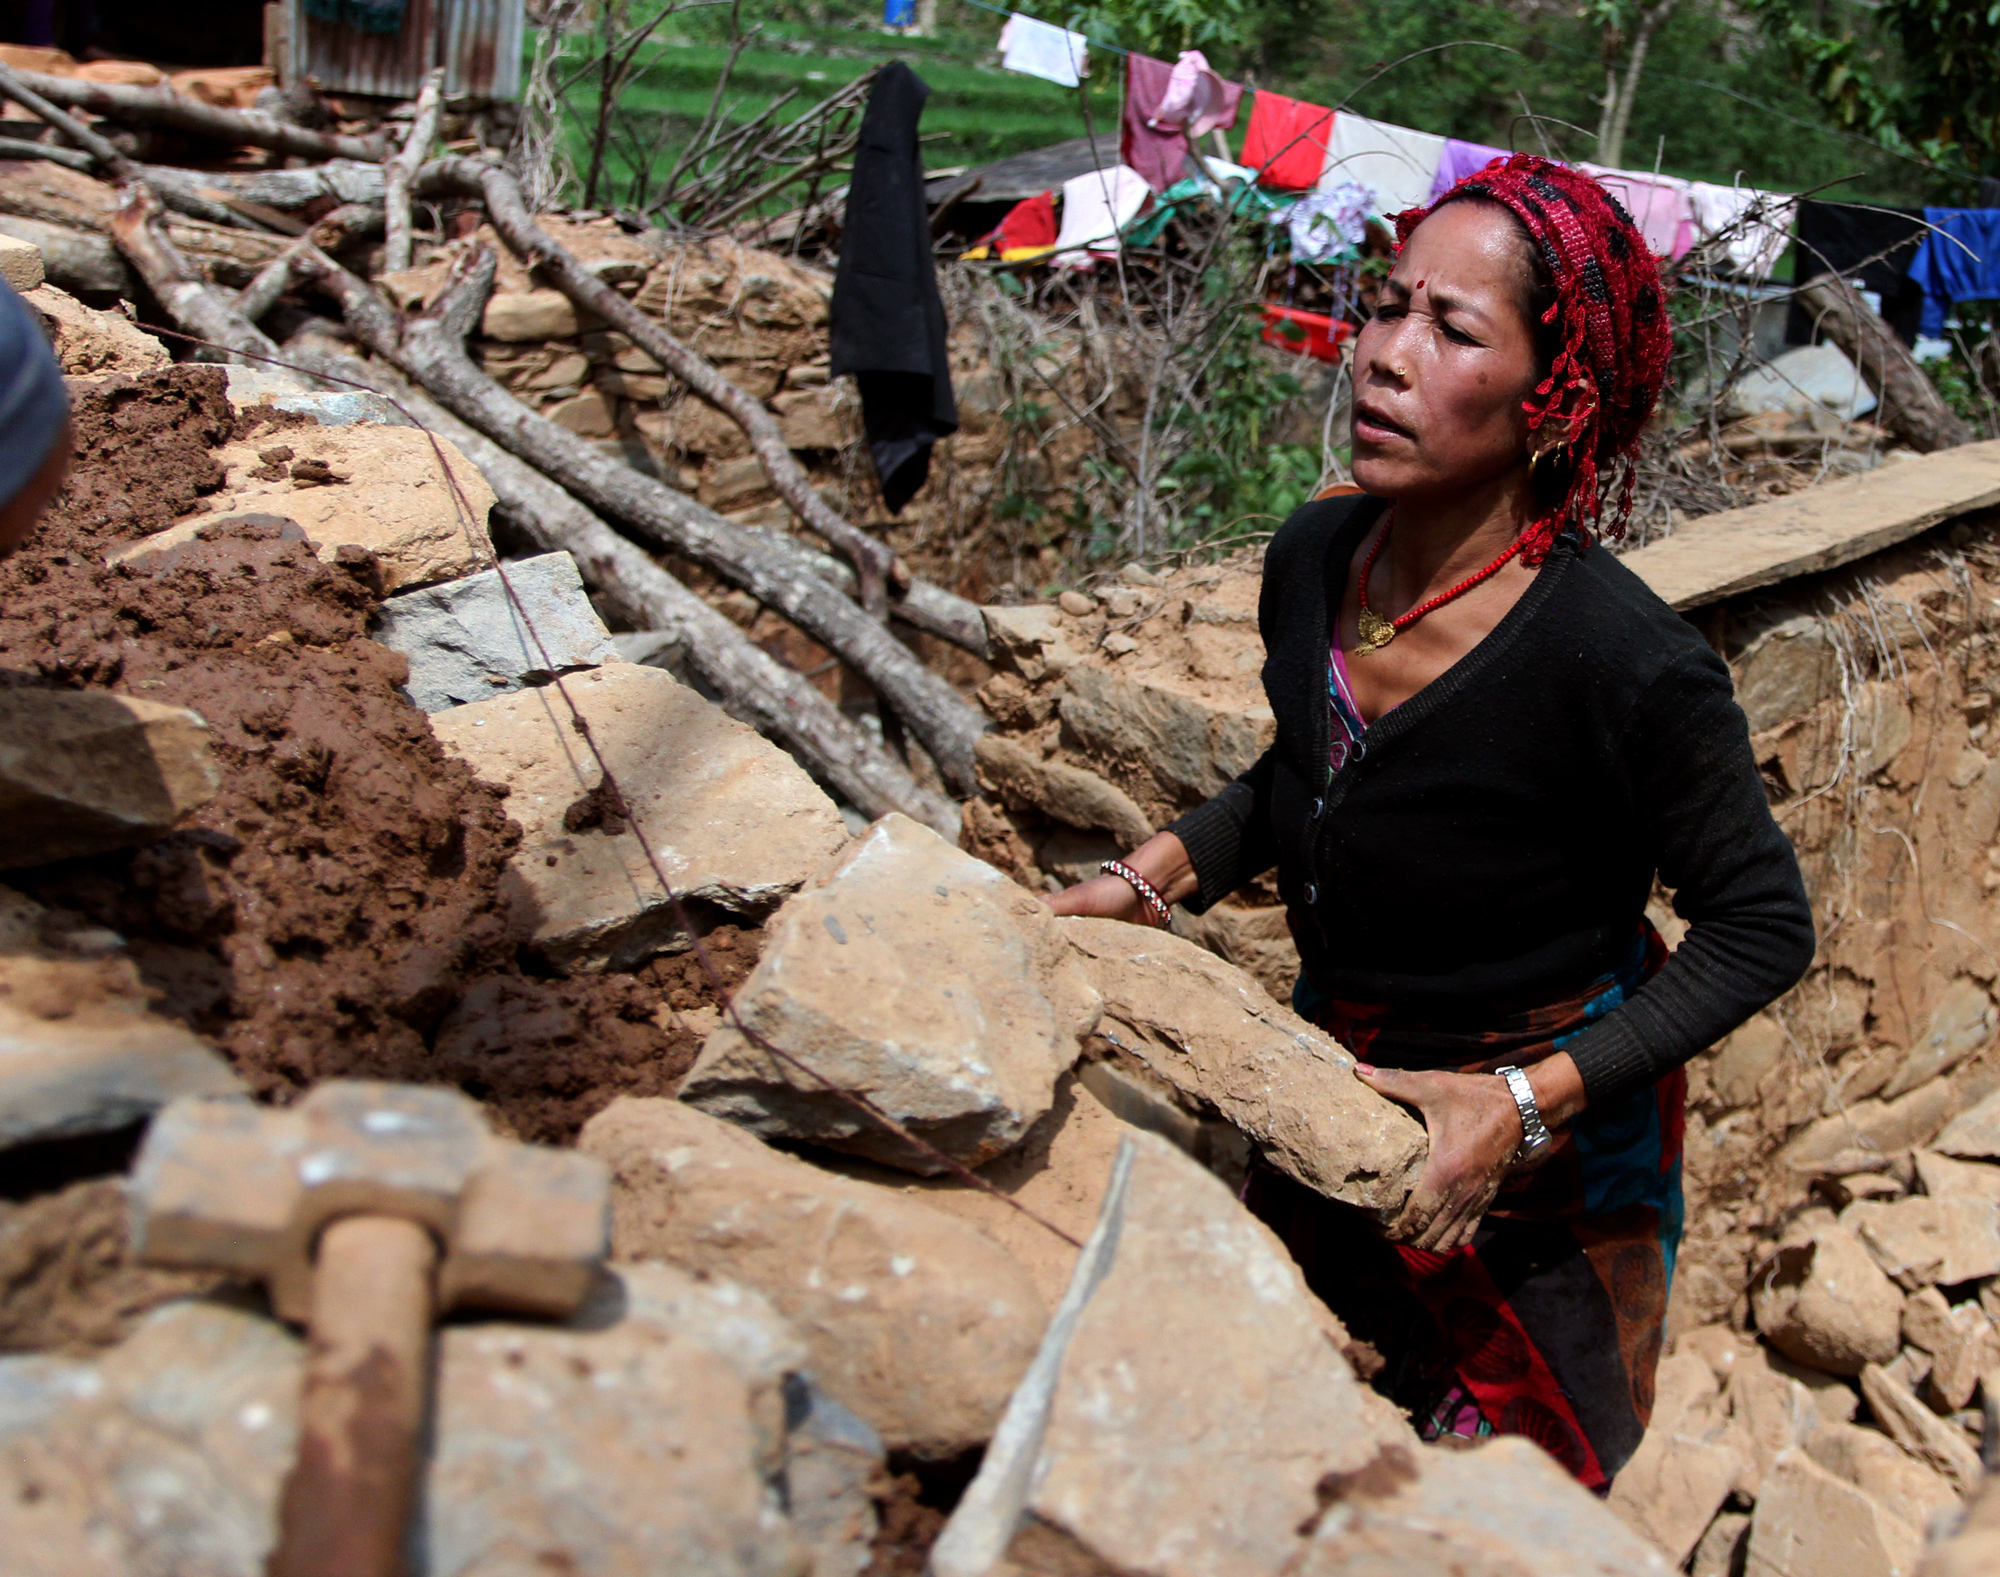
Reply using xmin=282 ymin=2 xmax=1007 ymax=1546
xmin=1391 ymin=365 xmax=1408 ymax=378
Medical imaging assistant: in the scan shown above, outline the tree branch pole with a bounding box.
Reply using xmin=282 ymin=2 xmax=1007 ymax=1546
xmin=6 ymin=67 xmax=385 ymax=162
xmin=109 ymin=181 xmax=291 ymax=366
xmin=234 ymin=204 xmax=379 ymax=324
xmin=301 ymin=245 xmax=987 ymax=795
xmin=382 ymin=68 xmax=445 ymax=276
xmin=284 ymin=335 xmax=958 ymax=834
xmin=422 ymin=157 xmax=977 ymax=645
xmin=1798 ymin=273 xmax=1973 ymax=453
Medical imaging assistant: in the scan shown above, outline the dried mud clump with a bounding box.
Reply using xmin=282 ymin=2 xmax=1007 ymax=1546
xmin=0 ymin=367 xmax=750 ymax=1143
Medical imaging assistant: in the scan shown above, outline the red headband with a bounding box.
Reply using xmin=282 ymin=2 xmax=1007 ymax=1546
xmin=1396 ymin=154 xmax=1672 ymax=563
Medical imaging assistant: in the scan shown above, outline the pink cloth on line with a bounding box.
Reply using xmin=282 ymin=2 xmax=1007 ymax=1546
xmin=1153 ymin=49 xmax=1240 ymax=138
xmin=1429 ymin=138 xmax=1511 ymax=199
xmin=1580 ymin=163 xmax=1695 ymax=260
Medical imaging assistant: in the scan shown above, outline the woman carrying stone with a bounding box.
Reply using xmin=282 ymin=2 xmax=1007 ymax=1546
xmin=1050 ymin=155 xmax=1814 ymax=1488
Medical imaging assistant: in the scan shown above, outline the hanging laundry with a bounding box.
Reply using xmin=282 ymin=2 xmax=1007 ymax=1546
xmin=1285 ymin=180 xmax=1374 ymax=264
xmin=1428 ymin=138 xmax=1511 ymax=200
xmin=1786 ymin=200 xmax=1927 ymax=347
xmin=882 ymin=0 xmax=916 ymax=25
xmin=1323 ymin=111 xmax=1445 ymax=216
xmin=1242 ymin=90 xmax=1335 ymax=190
xmin=998 ymin=13 xmax=1089 ymax=88
xmin=964 ymin=190 xmax=1059 ymax=261
xmin=829 ymin=62 xmax=957 ymax=515
xmin=1579 ymin=165 xmax=1694 ymax=260
xmin=1121 ymin=50 xmax=1242 ymax=193
xmin=1051 ymin=164 xmax=1151 ymax=267
xmin=1907 ymin=209 xmax=2000 ymax=337
xmin=1686 ymin=181 xmax=1795 ymax=280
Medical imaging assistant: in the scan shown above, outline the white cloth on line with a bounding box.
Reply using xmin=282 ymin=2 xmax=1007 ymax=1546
xmin=998 ymin=13 xmax=1089 ymax=88
xmin=1322 ymin=111 xmax=1446 ymax=216
xmin=1688 ymin=180 xmax=1796 ymax=279
xmin=1052 ymin=165 xmax=1151 ymax=266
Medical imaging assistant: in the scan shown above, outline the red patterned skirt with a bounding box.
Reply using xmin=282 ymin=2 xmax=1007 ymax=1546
xmin=1250 ymin=926 xmax=1683 ymax=1489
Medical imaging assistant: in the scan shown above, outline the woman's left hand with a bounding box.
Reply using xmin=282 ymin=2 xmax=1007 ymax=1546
xmin=1354 ymin=1064 xmax=1524 ymax=1252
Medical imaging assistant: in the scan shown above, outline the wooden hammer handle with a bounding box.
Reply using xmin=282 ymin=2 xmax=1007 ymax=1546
xmin=267 ymin=1215 xmax=439 ymax=1577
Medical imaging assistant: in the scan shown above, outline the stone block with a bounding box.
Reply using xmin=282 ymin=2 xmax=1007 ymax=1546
xmin=773 ymin=387 xmax=846 ymax=450
xmin=934 ymin=1130 xmax=1415 ymax=1577
xmin=1295 ymin=1437 xmax=1676 ymax=1577
xmin=1914 ymin=1149 xmax=2000 ymax=1203
xmin=1059 ymin=660 xmax=1275 ymax=814
xmin=1060 ymin=917 xmax=1426 ymax=1217
xmin=1692 ymin=1513 xmax=1752 ymax=1577
xmin=974 ymin=732 xmax=1154 ymax=846
xmin=1936 ymin=1084 xmax=2000 ymax=1159
xmin=0 ymin=233 xmax=43 ymax=291
xmin=1883 ymin=979 xmax=1996 ymax=1100
xmin=1785 ymin=1078 xmax=1962 ymax=1171
xmin=0 ymin=688 xmax=219 ymax=868
xmin=482 ymin=288 xmax=589 ymax=341
xmin=24 ymin=284 xmax=164 ymax=375
xmin=578 ymin=1096 xmax=1045 ymax=1456
xmin=982 ymin=604 xmax=1084 ymax=683
xmin=1723 ymin=1358 xmax=1822 ymax=1498
xmin=430 ymin=663 xmax=846 ymax=971
xmin=1806 ymin=1423 xmax=1960 ymax=1541
xmin=262 ymin=391 xmax=416 ymax=429
xmin=681 ymin=813 xmax=1100 ymax=1172
xmin=1843 ymin=1194 xmax=2000 ymax=1288
xmin=1734 ymin=614 xmax=1839 ymax=734
xmin=1711 ymin=1013 xmax=1786 ymax=1108
xmin=372 ymin=551 xmax=618 ymax=712
xmin=1749 ymin=1225 xmax=1904 ymax=1376
xmin=546 ymin=388 xmax=615 ymax=436
xmin=0 ymin=950 xmax=243 ymax=1150
xmin=204 ymin=424 xmax=497 ymax=593
xmin=1744 ymin=1450 xmax=1923 ymax=1577
xmin=1858 ymin=1362 xmax=1984 ymax=1495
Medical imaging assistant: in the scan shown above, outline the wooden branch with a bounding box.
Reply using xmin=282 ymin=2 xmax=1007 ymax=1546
xmin=234 ymin=201 xmax=375 ymax=325
xmin=7 ymin=68 xmax=385 ymax=162
xmin=282 ymin=336 xmax=957 ymax=833
xmin=0 ymin=213 xmax=130 ymax=293
xmin=382 ymin=68 xmax=444 ymax=276
xmin=1797 ymin=274 xmax=1973 ymax=453
xmin=107 ymin=180 xmax=288 ymax=367
xmin=424 ymin=157 xmax=916 ymax=631
xmin=301 ymin=244 xmax=988 ymax=796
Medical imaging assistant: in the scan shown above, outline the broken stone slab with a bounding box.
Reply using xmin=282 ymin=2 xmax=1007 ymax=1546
xmin=0 ymin=951 xmax=244 ymax=1149
xmin=932 ymin=1130 xmax=1413 ymax=1577
xmin=1785 ymin=1076 xmax=1963 ymax=1172
xmin=1295 ymin=1436 xmax=1676 ymax=1577
xmin=481 ymin=287 xmax=598 ymax=341
xmin=1059 ymin=659 xmax=1275 ymax=815
xmin=1749 ymin=1224 xmax=1905 ymax=1377
xmin=981 ymin=604 xmax=1086 ymax=684
xmin=1883 ymin=979 xmax=1996 ymax=1100
xmin=781 ymin=1375 xmax=884 ymax=1577
xmin=680 ymin=813 xmax=1101 ymax=1172
xmin=0 ymin=1274 xmax=821 ymax=1577
xmin=1843 ymin=1194 xmax=2000 ymax=1288
xmin=1692 ymin=1513 xmax=1752 ymax=1577
xmin=0 ymin=232 xmax=45 ymax=291
xmin=371 ymin=550 xmax=618 ymax=712
xmin=1858 ymin=1361 xmax=1985 ymax=1496
xmin=1059 ymin=917 xmax=1426 ymax=1218
xmin=1607 ymin=1352 xmax=1744 ymax=1565
xmin=1915 ymin=1149 xmax=2000 ymax=1203
xmin=0 ymin=688 xmax=220 ymax=869
xmin=24 ymin=283 xmax=167 ymax=376
xmin=222 ymin=364 xmax=314 ymax=403
xmin=431 ymin=663 xmax=847 ymax=972
xmin=973 ymin=732 xmax=1154 ymax=847
xmin=578 ymin=1096 xmax=1046 ymax=1457
xmin=1807 ymin=1423 xmax=1962 ymax=1539
xmin=199 ymin=423 xmax=498 ymax=593
xmin=1744 ymin=1449 xmax=1925 ymax=1577
xmin=1935 ymin=1085 xmax=2000 ymax=1159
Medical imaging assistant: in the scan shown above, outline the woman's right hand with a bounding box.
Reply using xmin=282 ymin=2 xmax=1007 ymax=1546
xmin=1043 ymin=831 xmax=1198 ymax=926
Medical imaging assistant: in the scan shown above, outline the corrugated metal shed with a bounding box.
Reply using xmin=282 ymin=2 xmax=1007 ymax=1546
xmin=285 ymin=0 xmax=523 ymax=102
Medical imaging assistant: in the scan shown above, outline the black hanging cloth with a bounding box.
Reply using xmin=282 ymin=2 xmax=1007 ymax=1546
xmin=1785 ymin=199 xmax=1928 ymax=348
xmin=829 ymin=61 xmax=958 ymax=515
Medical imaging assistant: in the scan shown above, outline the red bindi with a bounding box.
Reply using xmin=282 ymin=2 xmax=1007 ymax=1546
xmin=1417 ymin=279 xmax=1426 ymax=289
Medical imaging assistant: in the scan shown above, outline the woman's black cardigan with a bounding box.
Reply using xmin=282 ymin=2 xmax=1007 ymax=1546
xmin=1163 ymin=493 xmax=1816 ymax=1108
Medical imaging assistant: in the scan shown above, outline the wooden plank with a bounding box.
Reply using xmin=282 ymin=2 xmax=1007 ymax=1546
xmin=1623 ymin=439 xmax=2000 ymax=610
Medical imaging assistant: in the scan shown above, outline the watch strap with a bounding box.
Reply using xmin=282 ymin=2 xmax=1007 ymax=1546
xmin=1495 ymin=1064 xmax=1552 ymax=1159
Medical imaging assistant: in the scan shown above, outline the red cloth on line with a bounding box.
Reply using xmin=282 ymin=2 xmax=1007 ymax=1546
xmin=985 ymin=190 xmax=1057 ymax=253
xmin=1241 ymin=89 xmax=1333 ymax=189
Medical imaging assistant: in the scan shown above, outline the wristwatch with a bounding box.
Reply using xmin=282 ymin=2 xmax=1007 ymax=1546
xmin=1495 ymin=1065 xmax=1554 ymax=1163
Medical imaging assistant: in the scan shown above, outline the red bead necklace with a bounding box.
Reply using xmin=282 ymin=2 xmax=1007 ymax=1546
xmin=1354 ymin=512 xmax=1527 ymax=653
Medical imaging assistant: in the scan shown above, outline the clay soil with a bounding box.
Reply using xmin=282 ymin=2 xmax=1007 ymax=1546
xmin=0 ymin=367 xmax=756 ymax=1149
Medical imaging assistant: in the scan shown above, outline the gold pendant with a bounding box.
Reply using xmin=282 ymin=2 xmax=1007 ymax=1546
xmin=1356 ymin=607 xmax=1397 ymax=652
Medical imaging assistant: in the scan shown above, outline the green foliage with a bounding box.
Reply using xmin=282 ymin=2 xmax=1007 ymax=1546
xmin=1066 ymin=0 xmax=1253 ymax=58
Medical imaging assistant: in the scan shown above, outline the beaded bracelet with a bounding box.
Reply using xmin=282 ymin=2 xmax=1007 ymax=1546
xmin=1100 ymin=859 xmax=1172 ymax=928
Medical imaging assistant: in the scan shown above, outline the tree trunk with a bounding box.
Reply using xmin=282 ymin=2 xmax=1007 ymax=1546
xmin=382 ymin=69 xmax=445 ymax=276
xmin=1797 ymin=273 xmax=1974 ymax=452
xmin=305 ymin=244 xmax=988 ymax=796
xmin=284 ymin=336 xmax=959 ymax=834
xmin=6 ymin=67 xmax=385 ymax=162
xmin=421 ymin=156 xmax=989 ymax=654
xmin=1595 ymin=1 xmax=1676 ymax=170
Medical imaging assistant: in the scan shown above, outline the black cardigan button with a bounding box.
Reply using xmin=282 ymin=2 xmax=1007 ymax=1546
xmin=1311 ymin=797 xmax=1324 ymax=819
xmin=1303 ymin=881 xmax=1320 ymax=905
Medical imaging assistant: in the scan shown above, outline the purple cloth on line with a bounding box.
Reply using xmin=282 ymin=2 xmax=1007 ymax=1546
xmin=1429 ymin=139 xmax=1511 ymax=199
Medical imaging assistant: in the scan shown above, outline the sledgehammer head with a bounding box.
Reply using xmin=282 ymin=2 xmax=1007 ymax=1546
xmin=129 ymin=1080 xmax=610 ymax=1323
